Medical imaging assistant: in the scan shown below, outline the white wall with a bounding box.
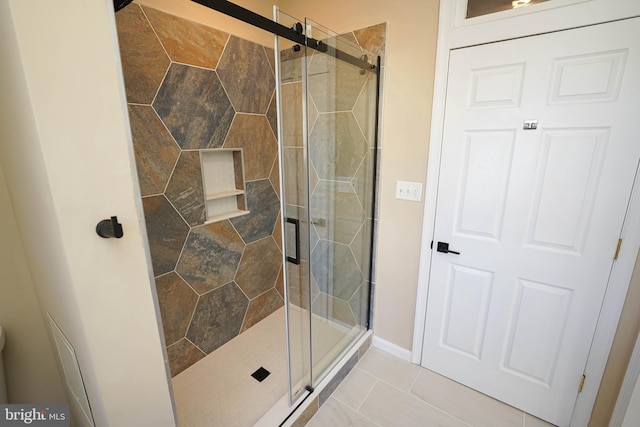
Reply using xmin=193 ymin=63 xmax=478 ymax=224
xmin=621 ymin=372 xmax=640 ymax=427
xmin=0 ymin=163 xmax=66 ymax=404
xmin=0 ymin=0 xmax=175 ymax=425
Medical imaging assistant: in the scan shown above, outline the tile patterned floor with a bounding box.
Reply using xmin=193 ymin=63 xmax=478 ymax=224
xmin=307 ymin=347 xmax=558 ymax=427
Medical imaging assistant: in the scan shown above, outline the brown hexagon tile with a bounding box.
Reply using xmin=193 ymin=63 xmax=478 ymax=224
xmin=353 ymin=149 xmax=377 ymax=218
xmin=309 ymin=112 xmax=367 ymax=181
xmin=312 ymin=292 xmax=357 ymax=327
xmin=115 ymin=4 xmax=170 ymax=104
xmin=270 ymin=154 xmax=281 ymax=200
xmin=353 ymin=23 xmax=387 ymax=64
xmin=353 ymin=73 xmax=378 ymax=147
xmin=275 ymin=266 xmax=284 ymax=299
xmin=230 ymin=179 xmax=280 ymax=244
xmin=279 ymin=45 xmax=305 ymax=84
xmin=235 ymin=237 xmax=282 ymax=299
xmin=264 ymin=46 xmax=276 ymax=76
xmin=128 ymin=104 xmax=180 ymax=196
xmin=153 ymin=63 xmax=234 ymax=149
xmin=187 ymin=282 xmax=248 ymax=353
xmin=266 ymin=92 xmax=278 ymax=137
xmin=142 ymin=6 xmax=229 ymax=69
xmin=348 ymin=284 xmax=370 ymax=328
xmin=350 ymin=219 xmax=372 ymax=278
xmin=155 ymin=272 xmax=198 ymax=346
xmin=223 ymin=114 xmax=277 ymax=181
xmin=285 ymin=261 xmax=310 ymax=310
xmin=217 ymin=36 xmax=275 ymax=114
xmin=282 ymin=147 xmax=306 ymax=207
xmin=311 ymin=239 xmax=363 ymax=301
xmin=165 ymin=151 xmax=206 ymax=226
xmin=272 ymin=213 xmax=282 ymax=251
xmin=307 ymin=50 xmax=367 ymax=113
xmin=167 ymin=338 xmax=206 ymax=377
xmin=280 ymin=82 xmax=303 ymax=148
xmin=142 ymin=195 xmax=190 ymax=276
xmin=310 ymin=179 xmax=366 ymax=245
xmin=240 ymin=288 xmax=284 ymax=332
xmin=176 ymin=221 xmax=244 ymax=294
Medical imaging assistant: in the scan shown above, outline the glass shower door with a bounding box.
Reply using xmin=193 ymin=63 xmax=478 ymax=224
xmin=275 ymin=9 xmax=380 ymax=402
xmin=303 ymin=19 xmax=378 ymax=386
xmin=274 ymin=8 xmax=313 ymax=405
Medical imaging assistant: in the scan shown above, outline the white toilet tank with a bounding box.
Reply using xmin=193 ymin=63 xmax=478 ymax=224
xmin=0 ymin=326 xmax=7 ymax=403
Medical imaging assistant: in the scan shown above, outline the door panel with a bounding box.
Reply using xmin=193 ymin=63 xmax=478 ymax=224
xmin=422 ymin=18 xmax=640 ymax=426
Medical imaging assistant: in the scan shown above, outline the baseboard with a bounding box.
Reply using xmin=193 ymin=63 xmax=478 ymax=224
xmin=372 ymin=335 xmax=412 ymax=362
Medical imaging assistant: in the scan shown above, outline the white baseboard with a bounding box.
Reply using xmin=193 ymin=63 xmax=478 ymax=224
xmin=372 ymin=335 xmax=412 ymax=362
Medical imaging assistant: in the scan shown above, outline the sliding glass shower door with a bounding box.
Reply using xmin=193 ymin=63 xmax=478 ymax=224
xmin=303 ymin=18 xmax=378 ymax=386
xmin=275 ymin=9 xmax=379 ymax=403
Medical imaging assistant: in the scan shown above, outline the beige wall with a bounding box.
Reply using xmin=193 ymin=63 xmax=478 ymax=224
xmin=0 ymin=164 xmax=66 ymax=404
xmin=278 ymin=0 xmax=440 ymax=350
xmin=137 ymin=0 xmax=276 ymax=46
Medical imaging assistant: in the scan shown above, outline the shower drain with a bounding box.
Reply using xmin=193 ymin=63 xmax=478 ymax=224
xmin=251 ymin=367 xmax=271 ymax=382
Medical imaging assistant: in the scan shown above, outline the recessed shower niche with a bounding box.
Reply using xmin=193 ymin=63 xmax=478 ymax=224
xmin=200 ymin=149 xmax=249 ymax=223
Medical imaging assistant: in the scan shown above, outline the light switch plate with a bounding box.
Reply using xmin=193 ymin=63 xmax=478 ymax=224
xmin=395 ymin=180 xmax=423 ymax=202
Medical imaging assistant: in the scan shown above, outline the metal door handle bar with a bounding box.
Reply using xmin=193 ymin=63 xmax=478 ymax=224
xmin=286 ymin=217 xmax=301 ymax=265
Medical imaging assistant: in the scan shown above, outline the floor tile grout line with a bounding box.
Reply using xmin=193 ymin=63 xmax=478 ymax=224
xmin=355 ymin=376 xmax=379 ymax=413
xmin=364 ymin=373 xmax=475 ymax=427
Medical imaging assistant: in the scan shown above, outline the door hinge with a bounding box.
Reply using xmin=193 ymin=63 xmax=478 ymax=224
xmin=614 ymin=239 xmax=623 ymax=260
xmin=578 ymin=374 xmax=586 ymax=393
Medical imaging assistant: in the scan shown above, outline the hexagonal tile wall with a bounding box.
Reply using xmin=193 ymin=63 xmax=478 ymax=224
xmin=217 ymin=36 xmax=275 ymax=114
xmin=187 ymin=282 xmax=249 ymax=354
xmin=241 ymin=288 xmax=284 ymax=333
xmin=115 ymin=4 xmax=170 ymax=104
xmin=223 ymin=114 xmax=277 ymax=181
xmin=142 ymin=6 xmax=229 ymax=69
xmin=142 ymin=195 xmax=190 ymax=277
xmin=164 ymin=151 xmax=206 ymax=226
xmin=311 ymin=239 xmax=364 ymax=302
xmin=230 ymin=179 xmax=280 ymax=244
xmin=176 ymin=221 xmax=245 ymax=294
xmin=235 ymin=237 xmax=282 ymax=299
xmin=307 ymin=51 xmax=367 ymax=113
xmin=309 ymin=112 xmax=367 ymax=181
xmin=127 ymin=104 xmax=180 ymax=197
xmin=153 ymin=63 xmax=235 ymax=149
xmin=155 ymin=272 xmax=199 ymax=346
xmin=310 ymin=180 xmax=366 ymax=245
xmin=167 ymin=339 xmax=206 ymax=377
xmin=312 ymin=292 xmax=357 ymax=328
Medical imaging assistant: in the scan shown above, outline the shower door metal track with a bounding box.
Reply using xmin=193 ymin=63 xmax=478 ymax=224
xmin=192 ymin=0 xmax=379 ymax=74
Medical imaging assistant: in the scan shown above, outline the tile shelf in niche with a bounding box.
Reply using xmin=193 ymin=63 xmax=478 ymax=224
xmin=201 ymin=149 xmax=249 ymax=223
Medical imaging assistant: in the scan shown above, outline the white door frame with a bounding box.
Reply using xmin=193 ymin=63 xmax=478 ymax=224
xmin=412 ymin=1 xmax=640 ymax=425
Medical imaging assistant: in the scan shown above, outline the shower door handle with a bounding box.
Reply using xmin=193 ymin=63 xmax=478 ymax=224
xmin=286 ymin=217 xmax=301 ymax=265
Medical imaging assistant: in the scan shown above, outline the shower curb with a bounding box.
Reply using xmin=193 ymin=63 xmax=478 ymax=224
xmin=280 ymin=330 xmax=373 ymax=427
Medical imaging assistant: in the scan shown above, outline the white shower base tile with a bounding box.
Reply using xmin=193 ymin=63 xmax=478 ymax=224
xmin=172 ymin=305 xmax=355 ymax=427
xmin=172 ymin=308 xmax=288 ymax=427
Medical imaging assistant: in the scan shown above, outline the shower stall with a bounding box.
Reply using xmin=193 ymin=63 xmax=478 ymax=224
xmin=115 ymin=1 xmax=382 ymax=424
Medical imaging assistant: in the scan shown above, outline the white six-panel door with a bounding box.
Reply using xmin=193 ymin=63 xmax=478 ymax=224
xmin=421 ymin=18 xmax=640 ymax=426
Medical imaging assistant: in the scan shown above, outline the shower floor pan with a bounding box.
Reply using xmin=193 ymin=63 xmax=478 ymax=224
xmin=171 ymin=306 xmax=355 ymax=427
